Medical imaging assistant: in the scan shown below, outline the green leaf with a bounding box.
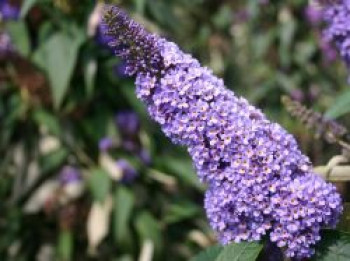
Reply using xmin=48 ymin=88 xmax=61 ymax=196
xmin=135 ymin=211 xmax=162 ymax=256
xmin=215 ymin=242 xmax=263 ymax=261
xmin=6 ymin=21 xmax=30 ymax=56
xmin=33 ymin=31 xmax=84 ymax=108
xmin=158 ymin=156 xmax=204 ymax=191
xmin=113 ymin=186 xmax=134 ymax=243
xmin=191 ymin=245 xmax=223 ymax=261
xmin=20 ymin=0 xmax=39 ymax=18
xmin=313 ymin=230 xmax=350 ymax=261
xmin=88 ymin=169 xmax=111 ymax=203
xmin=325 ymin=90 xmax=350 ymax=119
xmin=32 ymin=109 xmax=61 ymax=136
xmin=57 ymin=230 xmax=73 ymax=261
xmin=39 ymin=148 xmax=68 ymax=174
xmin=164 ymin=201 xmax=200 ymax=224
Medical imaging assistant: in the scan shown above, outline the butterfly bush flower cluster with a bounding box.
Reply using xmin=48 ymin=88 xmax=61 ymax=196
xmin=101 ymin=6 xmax=342 ymax=259
xmin=0 ymin=0 xmax=19 ymax=58
xmin=305 ymin=5 xmax=337 ymax=64
xmin=317 ymin=0 xmax=350 ymax=68
xmin=0 ymin=0 xmax=19 ymax=21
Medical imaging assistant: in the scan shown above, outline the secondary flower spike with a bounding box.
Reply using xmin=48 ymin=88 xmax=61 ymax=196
xmin=318 ymin=0 xmax=350 ymax=68
xmin=102 ymin=6 xmax=342 ymax=259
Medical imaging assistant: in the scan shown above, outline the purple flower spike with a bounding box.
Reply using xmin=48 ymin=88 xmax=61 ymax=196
xmin=59 ymin=166 xmax=82 ymax=185
xmin=319 ymin=0 xmax=350 ymax=68
xmin=102 ymin=6 xmax=342 ymax=258
xmin=305 ymin=6 xmax=323 ymax=25
xmin=115 ymin=111 xmax=140 ymax=136
xmin=0 ymin=1 xmax=19 ymax=20
xmin=99 ymin=137 xmax=114 ymax=151
xmin=116 ymin=159 xmax=138 ymax=184
xmin=113 ymin=62 xmax=129 ymax=78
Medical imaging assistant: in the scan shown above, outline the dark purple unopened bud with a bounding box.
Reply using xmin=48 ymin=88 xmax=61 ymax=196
xmin=99 ymin=137 xmax=114 ymax=151
xmin=320 ymin=37 xmax=337 ymax=63
xmin=0 ymin=1 xmax=19 ymax=20
xmin=320 ymin=0 xmax=350 ymax=68
xmin=122 ymin=139 xmax=138 ymax=152
xmin=116 ymin=159 xmax=138 ymax=184
xmin=289 ymin=89 xmax=304 ymax=102
xmin=95 ymin=27 xmax=114 ymax=51
xmin=113 ymin=62 xmax=128 ymax=78
xmin=115 ymin=111 xmax=140 ymax=136
xmin=59 ymin=166 xmax=82 ymax=185
xmin=305 ymin=6 xmax=323 ymax=25
xmin=139 ymin=148 xmax=151 ymax=165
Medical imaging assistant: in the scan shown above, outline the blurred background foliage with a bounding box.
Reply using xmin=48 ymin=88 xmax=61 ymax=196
xmin=1 ymin=0 xmax=350 ymax=260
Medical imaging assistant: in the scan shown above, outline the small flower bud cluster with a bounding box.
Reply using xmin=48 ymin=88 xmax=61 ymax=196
xmin=282 ymin=96 xmax=347 ymax=144
xmin=102 ymin=5 xmax=342 ymax=258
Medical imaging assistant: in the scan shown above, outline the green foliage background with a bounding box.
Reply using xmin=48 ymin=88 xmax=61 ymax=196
xmin=1 ymin=0 xmax=350 ymax=260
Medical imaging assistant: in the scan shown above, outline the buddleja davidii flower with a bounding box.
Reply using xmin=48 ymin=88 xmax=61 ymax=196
xmin=318 ymin=0 xmax=350 ymax=67
xmin=102 ymin=6 xmax=343 ymax=258
xmin=205 ymin=172 xmax=342 ymax=259
xmin=0 ymin=0 xmax=20 ymax=21
xmin=270 ymin=174 xmax=342 ymax=258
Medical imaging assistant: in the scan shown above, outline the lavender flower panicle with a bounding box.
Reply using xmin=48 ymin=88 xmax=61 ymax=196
xmin=0 ymin=0 xmax=19 ymax=21
xmin=102 ymin=5 xmax=342 ymax=259
xmin=99 ymin=137 xmax=114 ymax=151
xmin=59 ymin=166 xmax=82 ymax=185
xmin=318 ymin=0 xmax=350 ymax=68
xmin=116 ymin=159 xmax=138 ymax=184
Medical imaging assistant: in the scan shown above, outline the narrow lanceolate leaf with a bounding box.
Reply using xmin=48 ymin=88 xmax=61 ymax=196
xmin=313 ymin=230 xmax=350 ymax=261
xmin=191 ymin=245 xmax=223 ymax=261
xmin=113 ymin=187 xmax=134 ymax=243
xmin=215 ymin=242 xmax=263 ymax=261
xmin=33 ymin=31 xmax=84 ymax=108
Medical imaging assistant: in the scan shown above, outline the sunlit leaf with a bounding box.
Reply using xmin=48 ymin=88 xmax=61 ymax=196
xmin=191 ymin=245 xmax=223 ymax=261
xmin=215 ymin=242 xmax=263 ymax=261
xmin=33 ymin=31 xmax=84 ymax=108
